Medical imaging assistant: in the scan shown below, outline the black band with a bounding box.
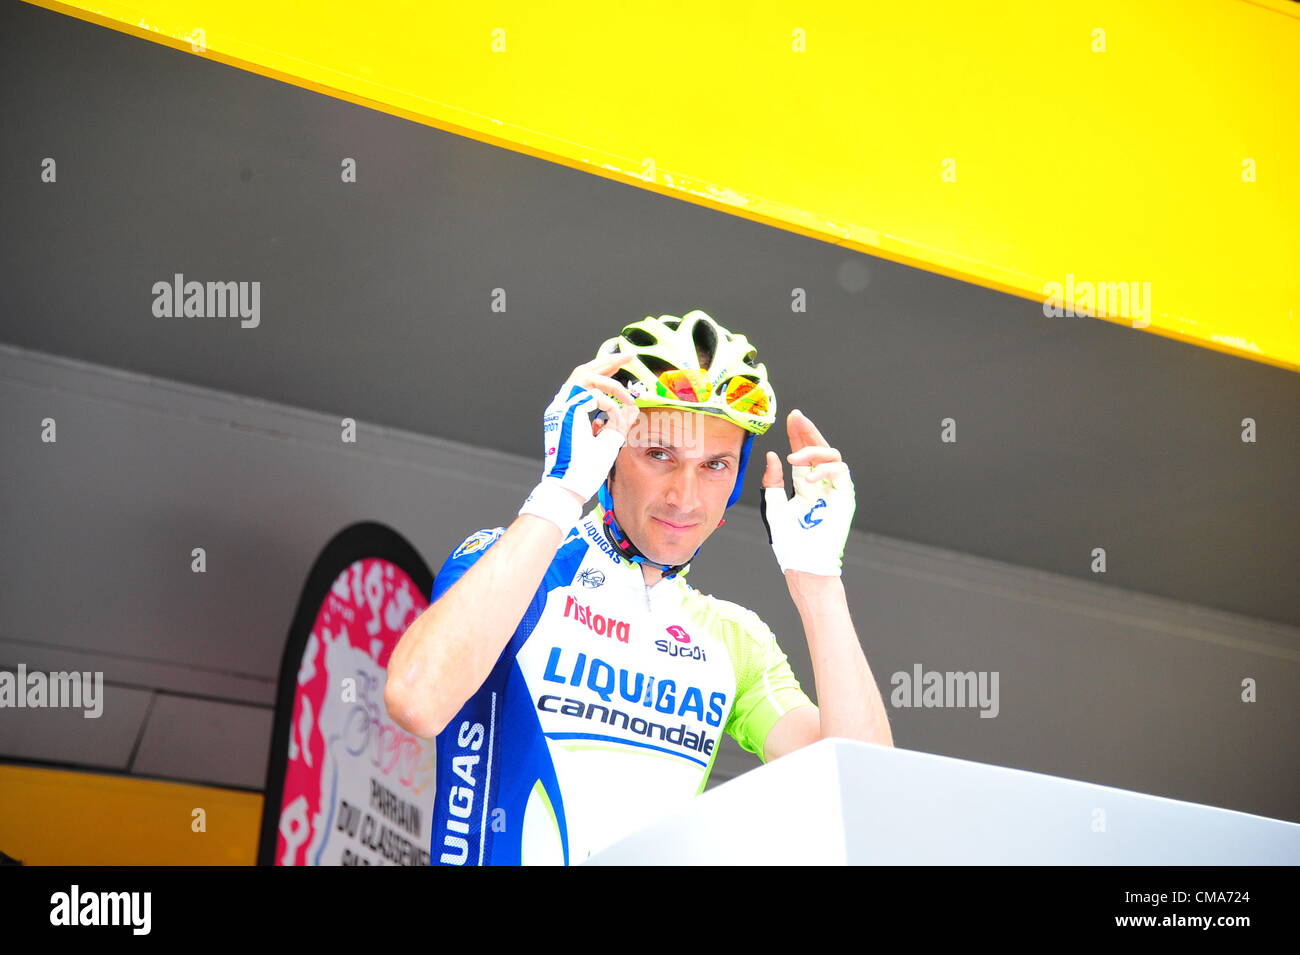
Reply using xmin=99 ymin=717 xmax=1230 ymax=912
xmin=759 ymin=481 xmax=775 ymax=545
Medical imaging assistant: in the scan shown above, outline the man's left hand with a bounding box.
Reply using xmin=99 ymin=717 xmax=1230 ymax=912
xmin=759 ymin=409 xmax=856 ymax=577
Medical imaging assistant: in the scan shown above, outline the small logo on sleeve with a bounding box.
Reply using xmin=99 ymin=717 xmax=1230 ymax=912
xmin=452 ymin=528 xmax=504 ymax=559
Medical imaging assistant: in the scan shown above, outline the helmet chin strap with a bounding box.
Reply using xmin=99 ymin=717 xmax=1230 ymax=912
xmin=596 ymin=481 xmax=696 ymax=578
xmin=596 ymin=432 xmax=755 ymax=581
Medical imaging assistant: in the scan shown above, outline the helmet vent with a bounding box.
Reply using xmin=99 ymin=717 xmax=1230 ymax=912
xmin=743 ymin=349 xmax=758 ymax=367
xmin=692 ymin=320 xmax=717 ymax=369
xmin=612 ymin=368 xmax=636 ymax=388
xmin=639 ymin=354 xmax=677 ymax=379
xmin=719 ymin=374 xmax=760 ymax=394
xmin=622 ymin=327 xmax=658 ymax=347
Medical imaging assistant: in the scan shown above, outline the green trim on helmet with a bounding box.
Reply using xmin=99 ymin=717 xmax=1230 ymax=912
xmin=595 ymin=309 xmax=777 ymax=437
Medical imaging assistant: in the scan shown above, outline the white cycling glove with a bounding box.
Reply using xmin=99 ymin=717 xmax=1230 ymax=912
xmin=519 ymin=384 xmax=630 ymax=531
xmin=760 ymin=461 xmax=856 ymax=576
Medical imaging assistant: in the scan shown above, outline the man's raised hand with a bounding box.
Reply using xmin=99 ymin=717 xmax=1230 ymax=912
xmin=759 ymin=409 xmax=856 ymax=577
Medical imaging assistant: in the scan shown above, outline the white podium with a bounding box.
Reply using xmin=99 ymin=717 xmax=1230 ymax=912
xmin=584 ymin=739 xmax=1300 ymax=865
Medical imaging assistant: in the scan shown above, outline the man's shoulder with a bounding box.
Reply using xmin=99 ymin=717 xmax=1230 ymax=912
xmin=679 ymin=585 xmax=772 ymax=643
xmin=449 ymin=526 xmax=507 ymax=561
xmin=438 ymin=517 xmax=594 ymax=598
xmin=449 ymin=510 xmax=590 ymax=561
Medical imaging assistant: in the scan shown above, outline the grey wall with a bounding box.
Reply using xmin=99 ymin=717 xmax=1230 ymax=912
xmin=3 ymin=343 xmax=1296 ymax=824
xmin=4 ymin=0 xmax=1298 ymax=635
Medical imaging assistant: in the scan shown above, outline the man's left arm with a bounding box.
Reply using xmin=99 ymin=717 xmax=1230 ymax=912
xmin=763 ymin=570 xmax=894 ymax=762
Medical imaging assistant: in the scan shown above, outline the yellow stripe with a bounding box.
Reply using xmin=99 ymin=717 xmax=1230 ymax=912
xmin=0 ymin=763 xmax=261 ymax=865
xmin=25 ymin=0 xmax=1299 ymax=371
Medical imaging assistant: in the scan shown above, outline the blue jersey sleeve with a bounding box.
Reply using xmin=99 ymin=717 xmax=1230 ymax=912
xmin=430 ymin=527 xmax=507 ymax=603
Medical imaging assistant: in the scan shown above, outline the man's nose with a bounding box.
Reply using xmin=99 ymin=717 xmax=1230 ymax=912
xmin=664 ymin=463 xmax=702 ymax=514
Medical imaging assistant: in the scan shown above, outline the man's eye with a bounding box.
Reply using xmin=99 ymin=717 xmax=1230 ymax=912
xmin=706 ymin=460 xmax=728 ymax=471
xmin=648 ymin=449 xmax=670 ymax=460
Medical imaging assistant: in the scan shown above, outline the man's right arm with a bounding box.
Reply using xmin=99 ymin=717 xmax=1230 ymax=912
xmin=384 ymin=505 xmax=580 ymax=739
xmin=385 ymin=349 xmax=639 ymax=740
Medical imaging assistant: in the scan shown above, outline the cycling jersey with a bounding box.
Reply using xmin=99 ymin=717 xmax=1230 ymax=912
xmin=428 ymin=501 xmax=815 ymax=866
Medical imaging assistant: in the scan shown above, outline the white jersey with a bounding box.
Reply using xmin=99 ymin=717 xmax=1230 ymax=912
xmin=428 ymin=502 xmax=814 ymax=865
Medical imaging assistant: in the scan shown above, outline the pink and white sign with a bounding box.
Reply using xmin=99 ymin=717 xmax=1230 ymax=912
xmin=272 ymin=557 xmax=435 ymax=865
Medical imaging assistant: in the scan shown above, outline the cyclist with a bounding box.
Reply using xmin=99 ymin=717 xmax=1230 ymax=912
xmin=386 ymin=309 xmax=893 ymax=865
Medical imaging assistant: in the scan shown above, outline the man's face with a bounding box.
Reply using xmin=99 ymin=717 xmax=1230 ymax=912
xmin=608 ymin=407 xmax=747 ymax=566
